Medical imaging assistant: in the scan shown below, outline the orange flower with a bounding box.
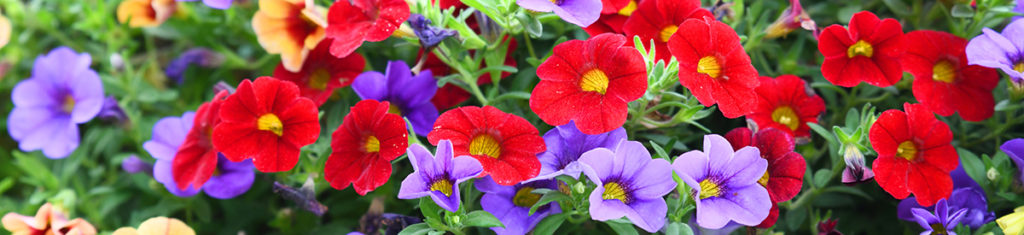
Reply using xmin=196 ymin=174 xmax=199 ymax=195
xmin=1 ymin=203 xmax=97 ymax=235
xmin=112 ymin=217 xmax=195 ymax=235
xmin=0 ymin=12 xmax=10 ymax=49
xmin=117 ymin=0 xmax=177 ymax=28
xmin=252 ymin=0 xmax=327 ymax=72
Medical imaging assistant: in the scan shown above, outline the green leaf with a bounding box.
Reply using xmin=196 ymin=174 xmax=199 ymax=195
xmin=398 ymin=223 xmax=433 ymax=235
xmin=664 ymin=222 xmax=694 ymax=235
xmin=516 ymin=12 xmax=542 ymax=38
xmin=529 ymin=191 xmax=571 ymax=216
xmin=813 ymin=169 xmax=832 ymax=188
xmin=605 ymin=219 xmax=639 ymax=235
xmin=12 ymin=151 xmax=58 ymax=190
xmin=844 ymin=108 xmax=859 ymax=128
xmin=807 ymin=123 xmax=837 ymax=146
xmin=532 ymin=212 xmax=567 ymax=235
xmin=649 ymin=140 xmax=670 ymax=160
xmin=463 ymin=210 xmax=504 ymax=228
xmin=492 ymin=91 xmax=531 ymax=102
xmin=950 ymin=3 xmax=975 ymax=18
xmin=419 ymin=198 xmax=444 ymax=225
xmin=958 ymin=148 xmax=986 ymax=187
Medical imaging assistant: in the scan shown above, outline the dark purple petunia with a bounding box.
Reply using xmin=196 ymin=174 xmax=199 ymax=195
xmin=579 ymin=140 xmax=676 ymax=233
xmin=352 ymin=60 xmax=439 ymax=136
xmin=179 ymin=0 xmax=233 ymax=9
xmin=121 ymin=155 xmax=153 ymax=175
xmin=533 ymin=121 xmax=626 ymax=181
xmin=1002 ymin=138 xmax=1024 ymax=186
xmin=911 ymin=199 xmax=967 ymax=235
xmin=408 ymin=14 xmax=457 ymax=49
xmin=516 ymin=0 xmax=601 ymax=27
xmin=840 ymin=145 xmax=874 ymax=185
xmin=144 ymin=112 xmax=256 ymax=199
xmin=672 ymin=134 xmax=771 ymax=229
xmin=398 ymin=140 xmax=483 ymax=212
xmin=8 ymin=47 xmax=105 ymax=159
xmin=165 ymin=48 xmax=223 ymax=84
xmin=896 ymin=166 xmax=995 ymax=229
xmin=966 ymin=19 xmax=1024 ymax=83
xmin=98 ymin=96 xmax=128 ymax=123
xmin=475 ymin=176 xmax=561 ymax=235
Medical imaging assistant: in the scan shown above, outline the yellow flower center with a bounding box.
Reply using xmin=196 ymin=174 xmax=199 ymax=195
xmin=617 ymin=0 xmax=637 ymax=16
xmin=512 ymin=187 xmax=542 ymax=207
xmin=549 ymin=0 xmax=561 ymax=4
xmin=580 ymin=69 xmax=609 ymax=95
xmin=897 ymin=141 xmax=918 ymax=161
xmin=659 ymin=25 xmax=678 ymax=43
xmin=62 ymin=95 xmax=76 ymax=113
xmin=308 ymin=68 xmax=331 ymax=90
xmin=364 ymin=136 xmax=380 ymax=153
xmin=930 ymin=223 xmax=949 ymax=235
xmin=698 ymin=179 xmax=721 ymax=199
xmin=932 ymin=60 xmax=956 ymax=83
xmin=387 ymin=104 xmax=402 ymax=116
xmin=847 ymin=40 xmax=874 ymax=58
xmin=697 ymin=56 xmax=722 ymax=79
xmin=758 ymin=172 xmax=770 ymax=187
xmin=602 ymin=182 xmax=629 ymax=203
xmin=469 ymin=134 xmax=501 ymax=159
xmin=771 ymin=106 xmax=800 ymax=131
xmin=1015 ymin=63 xmax=1024 ymax=73
xmin=257 ymin=113 xmax=284 ymax=136
xmin=430 ymin=179 xmax=454 ymax=197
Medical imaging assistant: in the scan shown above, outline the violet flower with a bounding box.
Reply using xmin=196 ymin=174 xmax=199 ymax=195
xmin=8 ymin=47 xmax=105 ymax=159
xmin=1002 ymin=138 xmax=1024 ymax=186
xmin=911 ymin=199 xmax=967 ymax=235
xmin=122 ymin=155 xmax=153 ymax=175
xmin=533 ymin=121 xmax=626 ymax=181
xmin=840 ymin=145 xmax=874 ymax=185
xmin=352 ymin=60 xmax=439 ymax=135
xmin=98 ymin=96 xmax=128 ymax=123
xmin=1015 ymin=0 xmax=1024 ymax=21
xmin=897 ymin=166 xmax=995 ymax=229
xmin=579 ymin=140 xmax=676 ymax=233
xmin=398 ymin=140 xmax=483 ymax=212
xmin=475 ymin=176 xmax=561 ymax=235
xmin=516 ymin=0 xmax=601 ymax=27
xmin=672 ymin=134 xmax=770 ymax=229
xmin=966 ymin=19 xmax=1024 ymax=83
xmin=408 ymin=14 xmax=457 ymax=49
xmin=165 ymin=48 xmax=222 ymax=84
xmin=179 ymin=0 xmax=232 ymax=9
xmin=144 ymin=112 xmax=256 ymax=199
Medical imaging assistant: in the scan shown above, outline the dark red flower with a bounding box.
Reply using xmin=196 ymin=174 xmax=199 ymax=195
xmin=423 ymin=38 xmax=518 ymax=110
xmin=622 ymin=0 xmax=711 ymax=62
xmin=530 ymin=33 xmax=646 ymax=134
xmin=326 ymin=0 xmax=410 ymax=58
xmin=747 ymin=75 xmax=826 ymax=139
xmin=818 ymin=11 xmax=905 ymax=87
xmin=274 ymin=39 xmax=366 ymax=106
xmin=172 ymin=90 xmax=229 ymax=190
xmin=324 ymin=99 xmax=409 ymax=195
xmin=667 ymin=16 xmax=759 ymax=118
xmin=427 ymin=106 xmax=545 ymax=185
xmin=870 ymin=103 xmax=959 ymax=206
xmin=725 ymin=127 xmax=806 ymax=228
xmin=901 ymin=30 xmax=999 ymax=122
xmin=212 ymin=77 xmax=321 ymax=172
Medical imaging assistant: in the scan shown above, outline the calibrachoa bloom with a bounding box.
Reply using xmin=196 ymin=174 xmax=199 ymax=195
xmin=145 ymin=111 xmax=256 ymax=198
xmin=427 ymin=106 xmax=546 ymax=185
xmin=623 ymin=0 xmax=711 ymax=62
xmin=582 ymin=0 xmax=637 ymax=36
xmin=112 ymin=217 xmax=196 ymax=235
xmin=817 ymin=11 xmax=905 ymax=87
xmin=1 ymin=203 xmax=97 ymax=235
xmin=841 ymin=144 xmax=875 ymax=185
xmin=324 ymin=99 xmax=409 ymax=195
xmin=998 ymin=206 xmax=1024 ymax=235
xmin=8 ymin=47 xmax=105 ymax=159
xmin=515 ymin=0 xmax=600 ymax=27
xmin=325 ymin=0 xmax=410 ymax=58
xmin=530 ymin=33 xmax=646 ymax=134
xmin=764 ymin=0 xmax=816 ymax=39
xmin=534 ymin=121 xmax=626 ymax=180
xmin=408 ymin=14 xmax=457 ymax=49
xmin=353 ymin=60 xmax=438 ymax=135
xmin=870 ymin=103 xmax=959 ymax=206
xmin=673 ymin=134 xmax=770 ymax=229
xmin=966 ymin=18 xmax=1024 ymax=83
xmin=117 ymin=0 xmax=176 ymax=28
xmin=475 ymin=176 xmax=561 ymax=235
xmin=746 ymin=75 xmax=825 ymax=139
xmin=910 ymin=199 xmax=966 ymax=235
xmin=166 ymin=48 xmax=223 ymax=84
xmin=667 ymin=16 xmax=759 ymax=118
xmin=902 ymin=30 xmax=999 ymax=121
xmin=212 ymin=77 xmax=321 ymax=172
xmin=172 ymin=91 xmax=228 ymax=191
xmin=579 ymin=140 xmax=676 ymax=232
xmin=179 ymin=0 xmax=232 ymax=9
xmin=252 ymin=0 xmax=326 ymax=72
xmin=398 ymin=140 xmax=483 ymax=212
xmin=274 ymin=39 xmax=366 ymax=106
xmin=898 ymin=167 xmax=995 ymax=229
xmin=724 ymin=127 xmax=806 ymax=228
xmin=1003 ymin=138 xmax=1024 ymax=186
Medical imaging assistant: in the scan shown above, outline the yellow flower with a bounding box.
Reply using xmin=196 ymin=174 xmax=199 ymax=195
xmin=117 ymin=0 xmax=177 ymax=28
xmin=112 ymin=217 xmax=195 ymax=235
xmin=1 ymin=203 xmax=97 ymax=235
xmin=999 ymin=206 xmax=1024 ymax=235
xmin=252 ymin=0 xmax=327 ymax=72
xmin=0 ymin=12 xmax=10 ymax=49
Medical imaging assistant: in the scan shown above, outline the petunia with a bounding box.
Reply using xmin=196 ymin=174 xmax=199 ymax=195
xmin=998 ymin=206 xmax=1024 ymax=235
xmin=667 ymin=16 xmax=759 ymax=118
xmin=840 ymin=144 xmax=875 ymax=185
xmin=966 ymin=18 xmax=1024 ymax=83
xmin=324 ymin=99 xmax=409 ymax=195
xmin=515 ymin=0 xmax=601 ymax=27
xmin=2 ymin=203 xmax=97 ymax=235
xmin=325 ymin=0 xmax=410 ymax=58
xmin=870 ymin=103 xmax=959 ymax=206
xmin=8 ymin=47 xmax=105 ymax=159
xmin=902 ymin=30 xmax=999 ymax=122
xmin=1002 ymin=138 xmax=1024 ymax=187
xmin=427 ymin=106 xmax=546 ymax=185
xmin=165 ymin=48 xmax=223 ymax=84
xmin=274 ymin=39 xmax=366 ymax=106
xmin=724 ymin=127 xmax=806 ymax=228
xmin=112 ymin=217 xmax=195 ymax=235
xmin=817 ymin=11 xmax=905 ymax=87
xmin=252 ymin=0 xmax=327 ymax=72
xmin=910 ymin=199 xmax=967 ymax=235
xmin=763 ymin=0 xmax=816 ymax=39
xmin=98 ymin=96 xmax=128 ymax=123
xmin=622 ymin=0 xmax=712 ymax=63
xmin=475 ymin=176 xmax=561 ymax=235
xmin=818 ymin=219 xmax=842 ymax=235
xmin=897 ymin=166 xmax=995 ymax=229
xmin=579 ymin=140 xmax=676 ymax=232
xmin=408 ymin=14 xmax=457 ymax=49
xmin=212 ymin=77 xmax=321 ymax=172
xmin=179 ymin=0 xmax=232 ymax=9
xmin=117 ymin=0 xmax=176 ymax=28
xmin=582 ymin=0 xmax=638 ymax=36
xmin=672 ymin=134 xmax=771 ymax=229
xmin=534 ymin=121 xmax=626 ymax=181
xmin=171 ymin=91 xmax=228 ymax=191
xmin=398 ymin=140 xmax=484 ymax=212
xmin=352 ymin=60 xmax=438 ymax=135
xmin=0 ymin=12 xmax=9 ymax=49
xmin=122 ymin=155 xmax=153 ymax=175
xmin=746 ymin=75 xmax=825 ymax=139
xmin=530 ymin=33 xmax=646 ymax=134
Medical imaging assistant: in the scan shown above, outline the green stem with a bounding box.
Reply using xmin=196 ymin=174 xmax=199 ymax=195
xmin=523 ymin=33 xmax=538 ymax=60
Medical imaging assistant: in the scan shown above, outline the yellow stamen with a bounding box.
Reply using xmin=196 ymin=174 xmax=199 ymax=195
xmin=549 ymin=0 xmax=560 ymax=4
xmin=62 ymin=95 xmax=76 ymax=113
xmin=308 ymin=68 xmax=331 ymax=90
xmin=758 ymin=172 xmax=770 ymax=187
xmin=430 ymin=179 xmax=454 ymax=197
xmin=698 ymin=179 xmax=721 ymax=199
xmin=580 ymin=69 xmax=609 ymax=95
xmin=364 ymin=136 xmax=380 ymax=153
xmin=771 ymin=106 xmax=800 ymax=131
xmin=931 ymin=60 xmax=956 ymax=83
xmin=257 ymin=113 xmax=284 ymax=136
xmin=659 ymin=25 xmax=678 ymax=43
xmin=602 ymin=182 xmax=629 ymax=203
xmin=847 ymin=40 xmax=874 ymax=58
xmin=617 ymin=0 xmax=637 ymax=16
xmin=897 ymin=141 xmax=918 ymax=161
xmin=697 ymin=56 xmax=722 ymax=79
xmin=513 ymin=187 xmax=542 ymax=207
xmin=469 ymin=134 xmax=501 ymax=159
xmin=387 ymin=105 xmax=402 ymax=116
xmin=1015 ymin=63 xmax=1024 ymax=73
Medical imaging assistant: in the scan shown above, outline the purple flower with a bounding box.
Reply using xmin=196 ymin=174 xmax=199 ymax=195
xmin=98 ymin=96 xmax=128 ymax=123
xmin=475 ymin=176 xmax=561 ymax=235
xmin=143 ymin=112 xmax=256 ymax=199
xmin=179 ymin=0 xmax=232 ymax=9
xmin=8 ymin=47 xmax=105 ymax=159
xmin=911 ymin=199 xmax=967 ymax=235
xmin=840 ymin=145 xmax=874 ymax=185
xmin=966 ymin=19 xmax=1024 ymax=83
xmin=516 ymin=0 xmax=600 ymax=27
xmin=579 ymin=140 xmax=676 ymax=233
xmin=165 ymin=48 xmax=222 ymax=84
xmin=897 ymin=166 xmax=995 ymax=229
xmin=352 ymin=60 xmax=439 ymax=135
xmin=1002 ymin=138 xmax=1024 ymax=186
xmin=121 ymin=155 xmax=153 ymax=175
xmin=408 ymin=14 xmax=457 ymax=49
xmin=1015 ymin=0 xmax=1024 ymax=21
xmin=398 ymin=140 xmax=483 ymax=212
xmin=532 ymin=121 xmax=626 ymax=181
xmin=672 ymin=134 xmax=770 ymax=229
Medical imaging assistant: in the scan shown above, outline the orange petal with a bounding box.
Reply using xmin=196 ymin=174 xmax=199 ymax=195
xmin=136 ymin=217 xmax=195 ymax=235
xmin=259 ymin=0 xmax=303 ymax=19
xmin=0 ymin=13 xmax=10 ymax=49
xmin=117 ymin=0 xmax=158 ymax=27
xmin=111 ymin=228 xmax=139 ymax=235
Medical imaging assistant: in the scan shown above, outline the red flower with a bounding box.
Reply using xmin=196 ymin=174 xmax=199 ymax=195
xmin=583 ymin=0 xmax=636 ymax=36
xmin=172 ymin=90 xmax=229 ymax=190
xmin=427 ymin=106 xmax=545 ymax=185
xmin=326 ymin=0 xmax=410 ymax=58
xmin=622 ymin=0 xmax=711 ymax=62
xmin=530 ymin=33 xmax=646 ymax=134
xmin=725 ymin=127 xmax=806 ymax=228
xmin=274 ymin=39 xmax=366 ymax=106
xmin=212 ymin=77 xmax=321 ymax=172
xmin=667 ymin=16 xmax=759 ymax=118
xmin=324 ymin=100 xmax=409 ymax=195
xmin=817 ymin=11 xmax=905 ymax=87
xmin=423 ymin=38 xmax=518 ymax=110
xmin=870 ymin=103 xmax=959 ymax=206
xmin=901 ymin=30 xmax=999 ymax=122
xmin=747 ymin=75 xmax=826 ymax=139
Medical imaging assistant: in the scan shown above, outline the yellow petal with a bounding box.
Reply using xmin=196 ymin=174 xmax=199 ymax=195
xmin=259 ymin=0 xmax=303 ymax=19
xmin=0 ymin=13 xmax=10 ymax=49
xmin=136 ymin=217 xmax=195 ymax=235
xmin=112 ymin=227 xmax=139 ymax=235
